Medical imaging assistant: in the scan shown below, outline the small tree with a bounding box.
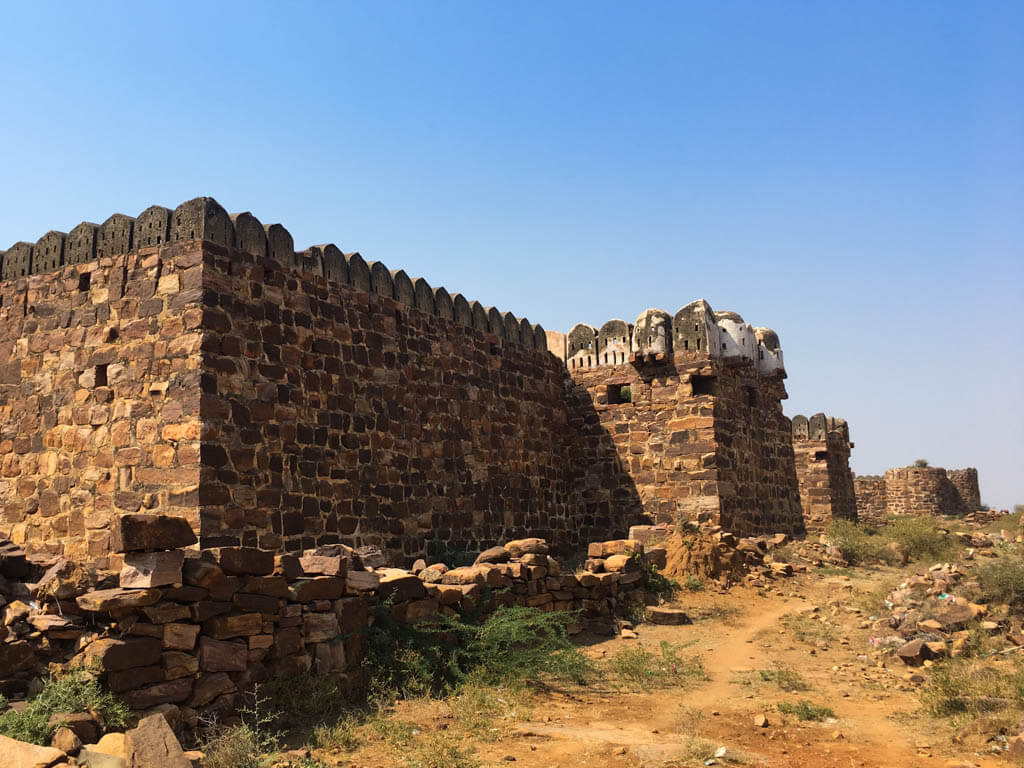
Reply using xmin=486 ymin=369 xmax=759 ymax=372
xmin=913 ymin=459 xmax=929 ymax=468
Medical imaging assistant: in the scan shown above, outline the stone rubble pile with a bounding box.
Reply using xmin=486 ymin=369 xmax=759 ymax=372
xmin=0 ymin=515 xmax=653 ymax=764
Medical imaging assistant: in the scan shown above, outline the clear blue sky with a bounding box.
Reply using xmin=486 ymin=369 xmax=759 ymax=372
xmin=1 ymin=2 xmax=1021 ymax=509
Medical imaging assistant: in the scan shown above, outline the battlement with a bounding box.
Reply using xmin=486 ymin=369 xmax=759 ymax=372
xmin=559 ymin=299 xmax=784 ymax=375
xmin=791 ymin=413 xmax=850 ymax=443
xmin=789 ymin=413 xmax=856 ymax=531
xmin=0 ymin=196 xmax=548 ymax=351
xmin=854 ymin=464 xmax=983 ymax=525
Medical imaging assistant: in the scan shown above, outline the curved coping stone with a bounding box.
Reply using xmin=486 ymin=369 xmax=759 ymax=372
xmin=433 ymin=286 xmax=454 ymax=320
xmin=412 ymin=277 xmax=435 ymax=314
xmin=452 ymin=293 xmax=472 ymax=326
xmin=33 ymin=231 xmax=66 ymax=274
xmin=66 ymin=222 xmax=98 ymax=266
xmin=299 ymin=246 xmax=325 ymax=277
xmin=264 ymin=223 xmax=295 ymax=267
xmin=713 ymin=310 xmax=743 ymax=323
xmin=486 ymin=306 xmax=505 ymax=339
xmin=135 ymin=205 xmax=172 ymax=249
xmin=470 ymin=301 xmax=489 ymax=333
xmin=673 ymin=299 xmax=714 ymax=351
xmin=345 ymin=252 xmax=370 ymax=292
xmin=1 ymin=242 xmax=32 ymax=281
xmin=318 ymin=244 xmax=347 ymax=284
xmin=391 ymin=269 xmax=415 ymax=306
xmin=633 ymin=308 xmax=673 ymax=354
xmin=368 ymin=260 xmax=394 ymax=298
xmin=96 ymin=214 xmax=135 ymax=260
xmin=754 ymin=326 xmax=781 ymax=351
xmin=809 ymin=413 xmax=828 ymax=441
xmin=230 ymin=212 xmax=268 ymax=259
xmin=533 ymin=324 xmax=547 ymax=353
xmin=172 ymin=197 xmax=234 ymax=247
xmin=791 ymin=415 xmax=809 ymax=439
xmin=597 ymin=318 xmax=630 ymax=353
xmin=502 ymin=311 xmax=520 ymax=344
xmin=567 ymin=323 xmax=598 ymax=356
xmin=519 ymin=318 xmax=535 ymax=349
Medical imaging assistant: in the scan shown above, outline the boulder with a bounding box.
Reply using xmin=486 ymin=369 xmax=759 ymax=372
xmin=505 ymin=538 xmax=549 ymax=558
xmin=0 ymin=734 xmax=67 ymax=767
xmin=124 ymin=713 xmax=191 ymax=768
xmin=474 ymin=546 xmax=510 ymax=565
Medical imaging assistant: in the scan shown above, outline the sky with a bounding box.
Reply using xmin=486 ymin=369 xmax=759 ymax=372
xmin=1 ymin=2 xmax=1021 ymax=509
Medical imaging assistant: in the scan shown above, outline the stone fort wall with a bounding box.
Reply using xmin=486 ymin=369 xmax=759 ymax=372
xmin=790 ymin=414 xmax=857 ymax=532
xmin=853 ymin=465 xmax=982 ymax=526
xmin=1 ymin=196 xmax=806 ymax=567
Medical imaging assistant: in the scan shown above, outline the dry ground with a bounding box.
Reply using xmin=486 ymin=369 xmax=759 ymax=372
xmin=302 ymin=563 xmax=1008 ymax=768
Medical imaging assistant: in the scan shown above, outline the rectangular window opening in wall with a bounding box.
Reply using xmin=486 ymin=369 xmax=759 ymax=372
xmin=78 ymin=272 xmax=91 ymax=292
xmin=607 ymin=383 xmax=632 ymax=404
xmin=95 ymin=364 xmax=108 ymax=387
xmin=691 ymin=375 xmax=715 ymax=397
xmin=745 ymin=387 xmax=757 ymax=407
xmin=814 ymin=451 xmax=828 ymax=461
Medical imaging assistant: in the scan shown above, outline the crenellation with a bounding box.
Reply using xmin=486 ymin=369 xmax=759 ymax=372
xmin=597 ymin=319 xmax=631 ymax=366
xmin=344 ymin=251 xmax=370 ymax=292
xmin=452 ymin=293 xmax=471 ymax=326
xmin=470 ymin=300 xmax=489 ymax=333
xmin=66 ymin=221 xmax=99 ymax=265
xmin=2 ymin=242 xmax=33 ymax=280
xmin=318 ymin=243 xmax=347 ymax=284
xmin=96 ymin=214 xmax=135 ymax=260
xmin=229 ymin=212 xmax=268 ymax=259
xmin=433 ymin=285 xmax=454 ymax=320
xmin=390 ymin=269 xmax=415 ymax=307
xmin=171 ymin=197 xmax=233 ymax=247
xmin=367 ymin=260 xmax=394 ymax=298
xmin=134 ymin=205 xmax=172 ymax=249
xmin=34 ymin=230 xmax=66 ymax=273
xmin=264 ymin=222 xmax=294 ymax=266
xmin=632 ymin=308 xmax=672 ymax=357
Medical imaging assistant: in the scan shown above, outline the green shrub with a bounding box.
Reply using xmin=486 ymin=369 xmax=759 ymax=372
xmin=405 ymin=733 xmax=480 ymax=768
xmin=922 ymin=658 xmax=1024 ymax=717
xmin=826 ymin=520 xmax=897 ymax=566
xmin=684 ymin=575 xmax=704 ymax=592
xmin=201 ymin=723 xmax=265 ymax=768
xmin=313 ymin=716 xmax=361 ymax=752
xmin=976 ymin=557 xmax=1024 ymax=610
xmin=629 ymin=552 xmax=679 ymax=600
xmin=888 ymin=517 xmax=959 ymax=562
xmin=759 ymin=663 xmax=809 ymax=692
xmin=777 ymin=700 xmax=835 ymax=721
xmin=0 ymin=671 xmax=129 ymax=746
xmin=363 ymin=603 xmax=593 ymax=703
xmin=608 ymin=641 xmax=706 ymax=690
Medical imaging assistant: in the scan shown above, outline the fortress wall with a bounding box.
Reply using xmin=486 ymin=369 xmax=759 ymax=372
xmin=567 ymin=356 xmax=804 ymax=537
xmin=199 ymin=242 xmax=579 ymax=565
xmin=947 ymin=468 xmax=981 ymax=511
xmin=0 ymin=247 xmax=204 ymax=569
xmin=883 ymin=466 xmax=967 ymax=518
xmin=853 ymin=475 xmax=888 ymax=526
xmin=792 ymin=419 xmax=857 ymax=532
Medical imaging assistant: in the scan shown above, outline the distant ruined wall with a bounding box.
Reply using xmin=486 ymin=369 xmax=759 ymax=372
xmin=791 ymin=414 xmax=857 ymax=532
xmin=854 ymin=465 xmax=983 ymax=524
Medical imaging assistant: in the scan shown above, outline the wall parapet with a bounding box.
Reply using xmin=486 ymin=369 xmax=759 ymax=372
xmin=562 ymin=299 xmax=784 ymax=375
xmin=0 ymin=196 xmax=548 ymax=353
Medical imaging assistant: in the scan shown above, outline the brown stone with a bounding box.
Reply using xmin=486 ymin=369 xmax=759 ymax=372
xmin=163 ymin=623 xmax=200 ymax=651
xmin=304 ymin=613 xmax=340 ymax=642
xmin=111 ymin=514 xmax=197 ymax=553
xmin=189 ymin=672 xmax=236 ymax=707
xmin=198 ymin=637 xmax=247 ymax=672
xmin=646 ymin=607 xmax=691 ymax=625
xmin=124 ymin=713 xmax=191 ymax=768
xmin=504 ymin=538 xmax=549 ymax=558
xmin=289 ymin=576 xmax=344 ymax=602
xmin=162 ymin=651 xmax=199 ymax=680
xmin=48 ymin=713 xmax=100 ymax=745
xmin=215 ymin=547 xmax=274 ymax=576
xmin=82 ymin=637 xmax=163 ymax=672
xmin=0 ymin=734 xmax=67 ymax=767
xmin=77 ymin=588 xmax=163 ymax=613
xmin=377 ymin=569 xmax=427 ymax=602
xmin=120 ymin=551 xmax=184 ymax=588
xmin=202 ymin=613 xmax=262 ymax=639
xmin=124 ymin=678 xmax=194 ymax=710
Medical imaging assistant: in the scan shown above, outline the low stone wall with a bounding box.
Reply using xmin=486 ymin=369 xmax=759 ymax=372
xmin=853 ymin=475 xmax=887 ymax=527
xmin=0 ymin=515 xmax=650 ymax=734
xmin=854 ymin=466 xmax=983 ymax=524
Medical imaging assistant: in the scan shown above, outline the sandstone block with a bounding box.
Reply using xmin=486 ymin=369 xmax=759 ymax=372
xmin=48 ymin=712 xmax=100 ymax=745
xmin=304 ymin=613 xmax=341 ymax=643
xmin=83 ymin=637 xmax=162 ymax=672
xmin=202 ymin=613 xmax=262 ymax=640
xmin=377 ymin=569 xmax=427 ymax=602
xmin=215 ymin=548 xmax=274 ymax=576
xmin=107 ymin=665 xmax=164 ymax=692
xmin=603 ymin=554 xmax=638 ymax=573
xmin=77 ymin=588 xmax=162 ymax=613
xmin=163 ymin=623 xmax=200 ymax=651
xmin=120 ymin=551 xmax=184 ymax=588
xmin=124 ymin=678 xmax=193 ymax=710
xmin=51 ymin=726 xmax=82 ymax=755
xmin=646 ymin=607 xmax=691 ymax=625
xmin=111 ymin=515 xmax=196 ymax=553
xmin=393 ymin=598 xmax=439 ymax=623
xmin=298 ymin=553 xmax=349 ymax=577
xmin=0 ymin=734 xmax=67 ymax=768
xmin=505 ymin=538 xmax=549 ymax=558
xmin=199 ymin=637 xmax=247 ymax=672
xmin=188 ymin=673 xmax=236 ymax=708
xmin=181 ymin=559 xmax=224 ymax=590
xmin=345 ymin=571 xmax=380 ymax=592
xmin=289 ymin=577 xmax=345 ymax=602
xmin=162 ymin=651 xmax=199 ymax=680
xmin=124 ymin=713 xmax=191 ymax=768
xmin=475 ymin=546 xmax=510 ymax=564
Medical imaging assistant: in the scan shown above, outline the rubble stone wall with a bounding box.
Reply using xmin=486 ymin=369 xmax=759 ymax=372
xmin=0 ymin=247 xmax=204 ymax=570
xmin=854 ymin=466 xmax=982 ymax=524
xmin=567 ymin=353 xmax=805 ymax=537
xmin=853 ymin=475 xmax=888 ymax=526
xmin=947 ymin=468 xmax=981 ymax=511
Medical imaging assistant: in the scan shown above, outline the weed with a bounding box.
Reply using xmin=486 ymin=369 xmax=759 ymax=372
xmin=684 ymin=575 xmax=704 ymax=592
xmin=782 ymin=613 xmax=835 ymax=644
xmin=777 ymin=700 xmax=835 ymax=721
xmin=922 ymin=657 xmax=1024 ymax=718
xmin=313 ymin=716 xmax=361 ymax=752
xmin=889 ymin=517 xmax=960 ymax=562
xmin=825 ymin=520 xmax=898 ymax=566
xmin=404 ymin=733 xmax=480 ymax=768
xmin=0 ymin=670 xmax=128 ymax=746
xmin=976 ymin=556 xmax=1024 ymax=610
xmin=448 ymin=681 xmax=531 ymax=741
xmin=608 ymin=640 xmax=707 ymax=690
xmin=256 ymin=670 xmax=355 ymax=739
xmin=201 ymin=724 xmax=265 ymax=768
xmin=371 ymin=715 xmax=416 ymax=747
xmin=363 ymin=603 xmax=592 ymax=703
xmin=630 ymin=552 xmax=680 ymax=600
xmin=759 ymin=663 xmax=810 ymax=692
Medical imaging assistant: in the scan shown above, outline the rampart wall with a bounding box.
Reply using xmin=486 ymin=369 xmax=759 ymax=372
xmin=853 ymin=465 xmax=982 ymax=525
xmin=790 ymin=414 xmax=857 ymax=532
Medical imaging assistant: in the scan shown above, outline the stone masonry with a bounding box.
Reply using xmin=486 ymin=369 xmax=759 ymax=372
xmin=790 ymin=413 xmax=857 ymax=532
xmin=1 ymin=196 xmax=806 ymax=569
xmin=854 ymin=465 xmax=983 ymax=526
